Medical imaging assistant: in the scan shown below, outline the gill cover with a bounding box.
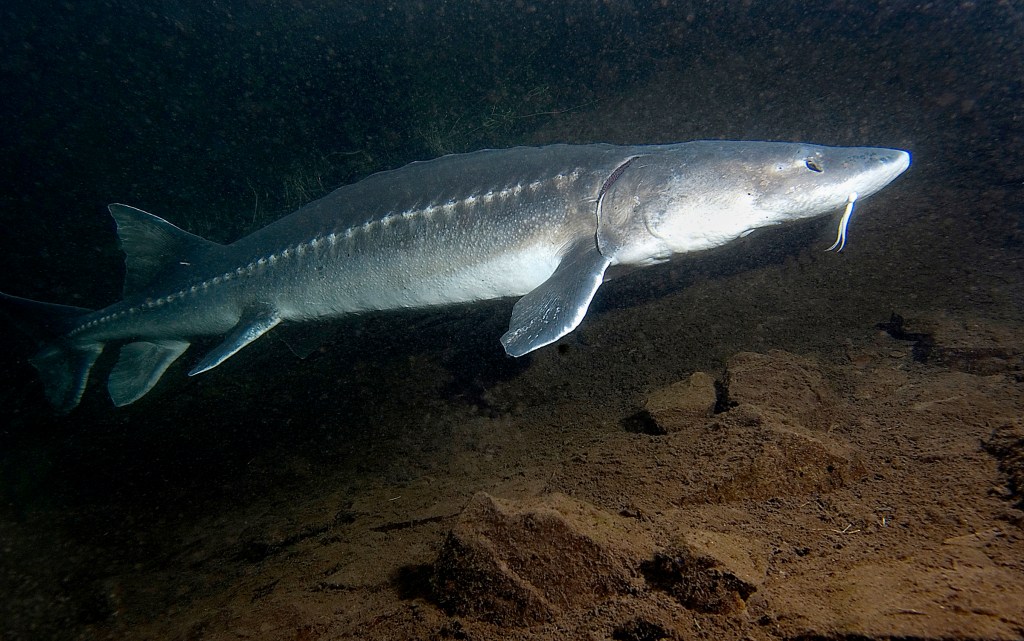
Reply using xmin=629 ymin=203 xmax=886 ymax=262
xmin=595 ymin=154 xmax=677 ymax=267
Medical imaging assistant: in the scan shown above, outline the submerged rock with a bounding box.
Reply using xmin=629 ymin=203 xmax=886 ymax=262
xmin=724 ymin=350 xmax=840 ymax=431
xmin=629 ymin=350 xmax=865 ymax=503
xmin=642 ymin=371 xmax=718 ymax=434
xmin=431 ymin=492 xmax=651 ymax=625
xmin=701 ymin=423 xmax=867 ymax=503
xmin=641 ymin=529 xmax=766 ymax=614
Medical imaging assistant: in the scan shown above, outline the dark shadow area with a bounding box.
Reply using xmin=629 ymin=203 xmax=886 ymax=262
xmin=391 ymin=563 xmax=436 ymax=602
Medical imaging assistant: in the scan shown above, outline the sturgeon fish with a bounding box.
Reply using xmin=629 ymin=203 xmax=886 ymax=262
xmin=0 ymin=141 xmax=910 ymax=412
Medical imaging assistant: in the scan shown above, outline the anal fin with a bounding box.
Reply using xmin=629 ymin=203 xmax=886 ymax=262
xmin=189 ymin=307 xmax=281 ymax=376
xmin=500 ymin=239 xmax=611 ymax=357
xmin=108 ymin=339 xmax=190 ymax=407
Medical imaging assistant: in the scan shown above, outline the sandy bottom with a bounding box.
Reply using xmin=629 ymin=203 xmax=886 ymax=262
xmin=104 ymin=320 xmax=1024 ymax=640
xmin=4 ymin=180 xmax=1022 ymax=640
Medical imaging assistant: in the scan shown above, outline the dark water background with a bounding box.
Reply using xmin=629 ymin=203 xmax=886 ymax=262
xmin=1 ymin=1 xmax=1022 ymax=637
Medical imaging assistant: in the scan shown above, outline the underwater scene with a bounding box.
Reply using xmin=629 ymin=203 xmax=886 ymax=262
xmin=1 ymin=1 xmax=1022 ymax=639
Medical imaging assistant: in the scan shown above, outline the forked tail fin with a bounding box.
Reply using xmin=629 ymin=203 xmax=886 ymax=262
xmin=0 ymin=292 xmax=103 ymax=413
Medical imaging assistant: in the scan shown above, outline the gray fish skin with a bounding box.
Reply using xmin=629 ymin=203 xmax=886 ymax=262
xmin=0 ymin=141 xmax=910 ymax=411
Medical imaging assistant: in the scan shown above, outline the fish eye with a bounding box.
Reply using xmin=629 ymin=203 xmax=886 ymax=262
xmin=805 ymin=158 xmax=823 ymax=173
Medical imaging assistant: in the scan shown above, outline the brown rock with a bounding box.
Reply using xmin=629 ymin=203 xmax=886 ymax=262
xmin=431 ymin=492 xmax=651 ymax=625
xmin=643 ymin=372 xmax=718 ymax=433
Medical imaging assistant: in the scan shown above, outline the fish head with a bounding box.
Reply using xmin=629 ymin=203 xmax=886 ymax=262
xmin=597 ymin=141 xmax=910 ymax=265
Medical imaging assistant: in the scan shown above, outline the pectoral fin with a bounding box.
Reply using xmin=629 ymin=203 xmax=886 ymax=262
xmin=108 ymin=339 xmax=190 ymax=406
xmin=189 ymin=307 xmax=281 ymax=376
xmin=501 ymin=239 xmax=611 ymax=357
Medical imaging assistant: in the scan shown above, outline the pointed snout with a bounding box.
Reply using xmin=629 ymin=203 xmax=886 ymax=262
xmin=878 ymin=148 xmax=911 ymax=176
xmin=838 ymin=146 xmax=911 ymax=200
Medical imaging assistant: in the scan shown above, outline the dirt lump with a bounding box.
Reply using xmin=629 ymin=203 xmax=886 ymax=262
xmin=431 ymin=492 xmax=652 ymax=625
xmin=641 ymin=528 xmax=766 ymax=614
xmin=642 ymin=371 xmax=717 ymax=434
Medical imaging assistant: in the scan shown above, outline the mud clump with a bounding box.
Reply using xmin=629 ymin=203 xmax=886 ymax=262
xmin=701 ymin=422 xmax=865 ymax=503
xmin=711 ymin=350 xmax=866 ymax=500
xmin=641 ymin=529 xmax=765 ymax=614
xmin=611 ymin=618 xmax=670 ymax=641
xmin=641 ymin=371 xmax=718 ymax=434
xmin=983 ymin=419 xmax=1024 ymax=511
xmin=724 ymin=350 xmax=840 ymax=431
xmin=431 ymin=492 xmax=651 ymax=625
xmin=633 ymin=350 xmax=866 ymax=504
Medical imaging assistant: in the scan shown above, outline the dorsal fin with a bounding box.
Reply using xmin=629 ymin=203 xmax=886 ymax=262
xmin=108 ymin=204 xmax=222 ymax=296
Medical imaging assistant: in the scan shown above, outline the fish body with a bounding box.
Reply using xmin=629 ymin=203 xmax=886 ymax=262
xmin=0 ymin=141 xmax=910 ymax=411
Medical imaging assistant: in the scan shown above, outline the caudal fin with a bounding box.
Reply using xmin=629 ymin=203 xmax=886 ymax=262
xmin=0 ymin=292 xmax=104 ymax=413
xmin=30 ymin=342 xmax=104 ymax=412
